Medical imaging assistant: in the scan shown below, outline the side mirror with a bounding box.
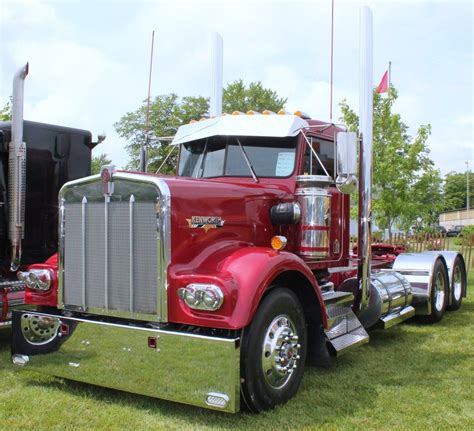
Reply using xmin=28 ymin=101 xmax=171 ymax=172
xmin=335 ymin=132 xmax=358 ymax=194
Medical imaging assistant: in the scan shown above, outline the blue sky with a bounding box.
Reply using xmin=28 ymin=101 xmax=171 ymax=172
xmin=1 ymin=0 xmax=472 ymax=175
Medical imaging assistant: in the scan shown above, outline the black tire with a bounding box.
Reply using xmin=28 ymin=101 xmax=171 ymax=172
xmin=447 ymin=256 xmax=467 ymax=311
xmin=418 ymin=259 xmax=449 ymax=324
xmin=240 ymin=287 xmax=307 ymax=412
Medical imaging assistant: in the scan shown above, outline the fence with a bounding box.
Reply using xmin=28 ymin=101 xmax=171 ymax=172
xmin=350 ymin=233 xmax=474 ymax=274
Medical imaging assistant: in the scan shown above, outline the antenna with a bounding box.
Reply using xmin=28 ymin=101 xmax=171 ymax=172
xmin=140 ymin=30 xmax=155 ymax=172
xmin=329 ymin=0 xmax=335 ymax=122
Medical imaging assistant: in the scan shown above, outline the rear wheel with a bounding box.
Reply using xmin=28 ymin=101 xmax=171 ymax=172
xmin=240 ymin=287 xmax=307 ymax=412
xmin=447 ymin=256 xmax=466 ymax=311
xmin=418 ymin=259 xmax=449 ymax=323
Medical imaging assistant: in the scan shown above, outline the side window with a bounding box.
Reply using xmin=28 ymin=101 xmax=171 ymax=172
xmin=303 ymin=137 xmax=335 ymax=177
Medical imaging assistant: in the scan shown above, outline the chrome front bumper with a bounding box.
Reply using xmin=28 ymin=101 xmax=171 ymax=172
xmin=11 ymin=311 xmax=240 ymax=412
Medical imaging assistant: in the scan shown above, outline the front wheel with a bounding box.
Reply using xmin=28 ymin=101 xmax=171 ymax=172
xmin=240 ymin=287 xmax=307 ymax=412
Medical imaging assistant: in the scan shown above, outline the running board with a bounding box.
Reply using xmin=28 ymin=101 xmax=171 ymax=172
xmin=377 ymin=306 xmax=415 ymax=329
xmin=323 ymin=292 xmax=369 ymax=356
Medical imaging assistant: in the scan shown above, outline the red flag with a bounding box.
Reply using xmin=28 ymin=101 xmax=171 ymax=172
xmin=376 ymin=70 xmax=389 ymax=93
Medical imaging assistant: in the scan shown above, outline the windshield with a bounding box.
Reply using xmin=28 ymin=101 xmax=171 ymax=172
xmin=178 ymin=136 xmax=298 ymax=178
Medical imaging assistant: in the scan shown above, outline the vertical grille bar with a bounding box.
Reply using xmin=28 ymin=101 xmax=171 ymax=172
xmin=129 ymin=194 xmax=135 ymax=313
xmin=104 ymin=196 xmax=109 ymax=310
xmin=81 ymin=196 xmax=87 ymax=309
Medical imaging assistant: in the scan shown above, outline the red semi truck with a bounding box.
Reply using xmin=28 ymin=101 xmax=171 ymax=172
xmin=11 ymin=8 xmax=467 ymax=413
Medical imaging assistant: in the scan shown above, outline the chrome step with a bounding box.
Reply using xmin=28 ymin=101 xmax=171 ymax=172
xmin=324 ymin=302 xmax=369 ymax=356
xmin=327 ymin=326 xmax=369 ymax=355
xmin=322 ymin=290 xmax=354 ymax=307
xmin=378 ymin=305 xmax=415 ymax=329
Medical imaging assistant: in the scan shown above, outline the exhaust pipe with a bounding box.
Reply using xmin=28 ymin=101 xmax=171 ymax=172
xmin=357 ymin=7 xmax=373 ymax=312
xmin=8 ymin=63 xmax=29 ymax=271
xmin=210 ymin=32 xmax=223 ymax=117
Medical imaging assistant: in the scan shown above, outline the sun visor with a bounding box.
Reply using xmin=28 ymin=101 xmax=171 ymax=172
xmin=172 ymin=115 xmax=309 ymax=145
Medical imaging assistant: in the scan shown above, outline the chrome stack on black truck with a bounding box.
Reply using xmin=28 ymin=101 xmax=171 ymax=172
xmin=0 ymin=64 xmax=100 ymax=327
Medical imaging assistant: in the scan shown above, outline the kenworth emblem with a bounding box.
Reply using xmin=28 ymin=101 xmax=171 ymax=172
xmin=187 ymin=216 xmax=225 ymax=233
xmin=101 ymin=165 xmax=115 ymax=196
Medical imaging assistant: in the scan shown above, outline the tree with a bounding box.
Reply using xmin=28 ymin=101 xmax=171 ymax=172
xmin=443 ymin=171 xmax=473 ymax=211
xmin=115 ymin=94 xmax=209 ymax=173
xmin=114 ymin=81 xmax=287 ymax=173
xmin=91 ymin=153 xmax=112 ymax=175
xmin=223 ymin=80 xmax=287 ymax=113
xmin=340 ymin=86 xmax=441 ymax=239
xmin=0 ymin=99 xmax=12 ymax=121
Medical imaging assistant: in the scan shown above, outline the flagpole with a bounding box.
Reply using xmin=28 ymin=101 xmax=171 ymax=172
xmin=388 ymin=61 xmax=391 ymax=97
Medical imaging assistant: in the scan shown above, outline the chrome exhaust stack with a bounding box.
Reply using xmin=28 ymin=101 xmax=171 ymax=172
xmin=8 ymin=63 xmax=29 ymax=271
xmin=357 ymin=7 xmax=373 ymax=314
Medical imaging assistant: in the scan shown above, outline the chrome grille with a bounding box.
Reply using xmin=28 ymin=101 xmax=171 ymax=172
xmin=59 ymin=174 xmax=170 ymax=322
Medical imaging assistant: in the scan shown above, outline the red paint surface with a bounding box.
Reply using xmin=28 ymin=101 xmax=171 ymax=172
xmin=27 ymin=122 xmax=354 ymax=330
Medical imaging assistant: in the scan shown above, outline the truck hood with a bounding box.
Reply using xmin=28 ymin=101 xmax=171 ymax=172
xmin=162 ymin=176 xmax=293 ymax=267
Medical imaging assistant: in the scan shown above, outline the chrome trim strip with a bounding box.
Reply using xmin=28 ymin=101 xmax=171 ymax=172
xmin=58 ymin=198 xmax=65 ymax=308
xmin=104 ymin=195 xmax=109 ymax=310
xmin=81 ymin=196 xmax=87 ymax=309
xmin=129 ymin=194 xmax=135 ymax=313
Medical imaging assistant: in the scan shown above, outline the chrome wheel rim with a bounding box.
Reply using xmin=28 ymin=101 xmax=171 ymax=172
xmin=434 ymin=272 xmax=446 ymax=312
xmin=261 ymin=314 xmax=301 ymax=390
xmin=453 ymin=266 xmax=462 ymax=302
xmin=21 ymin=314 xmax=59 ymax=345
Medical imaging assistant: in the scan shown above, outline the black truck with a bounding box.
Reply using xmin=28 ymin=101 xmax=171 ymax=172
xmin=0 ymin=64 xmax=100 ymax=327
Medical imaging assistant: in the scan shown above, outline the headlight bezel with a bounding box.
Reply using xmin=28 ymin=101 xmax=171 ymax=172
xmin=18 ymin=269 xmax=52 ymax=292
xmin=177 ymin=283 xmax=224 ymax=311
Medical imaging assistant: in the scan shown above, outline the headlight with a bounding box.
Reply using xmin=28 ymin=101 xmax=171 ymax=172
xmin=177 ymin=284 xmax=224 ymax=311
xmin=17 ymin=269 xmax=51 ymax=291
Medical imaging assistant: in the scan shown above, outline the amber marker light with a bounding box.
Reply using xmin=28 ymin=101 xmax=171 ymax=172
xmin=293 ymin=110 xmax=311 ymax=119
xmin=271 ymin=235 xmax=287 ymax=251
xmin=262 ymin=110 xmax=276 ymax=115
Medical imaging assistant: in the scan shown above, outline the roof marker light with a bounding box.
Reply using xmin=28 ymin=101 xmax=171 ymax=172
xmin=246 ymin=110 xmax=261 ymax=115
xmin=262 ymin=110 xmax=276 ymax=115
xmin=189 ymin=119 xmax=197 ymax=124
xmin=278 ymin=109 xmax=292 ymax=115
xmin=232 ymin=111 xmax=245 ymax=115
xmin=293 ymin=110 xmax=311 ymax=119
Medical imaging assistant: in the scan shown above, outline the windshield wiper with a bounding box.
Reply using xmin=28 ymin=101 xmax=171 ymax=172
xmin=236 ymin=138 xmax=259 ymax=183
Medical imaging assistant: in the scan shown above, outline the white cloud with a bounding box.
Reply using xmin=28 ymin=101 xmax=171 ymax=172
xmin=1 ymin=0 xmax=472 ymax=173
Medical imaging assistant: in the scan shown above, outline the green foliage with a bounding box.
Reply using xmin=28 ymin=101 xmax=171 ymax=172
xmin=454 ymin=225 xmax=474 ymax=246
xmin=223 ymin=80 xmax=287 ymax=113
xmin=443 ymin=171 xmax=473 ymax=211
xmin=0 ymin=98 xmax=12 ymax=121
xmin=340 ymin=86 xmax=441 ymax=239
xmin=114 ymin=81 xmax=287 ymax=172
xmin=114 ymin=94 xmax=209 ymax=173
xmin=91 ymin=153 xmax=112 ymax=175
xmin=1 ymin=274 xmax=473 ymax=429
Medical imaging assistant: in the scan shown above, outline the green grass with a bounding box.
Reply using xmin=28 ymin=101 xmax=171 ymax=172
xmin=1 ymin=274 xmax=473 ymax=430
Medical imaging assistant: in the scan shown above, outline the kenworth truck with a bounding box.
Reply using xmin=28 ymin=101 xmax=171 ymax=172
xmin=0 ymin=64 xmax=99 ymax=328
xmin=11 ymin=8 xmax=467 ymax=413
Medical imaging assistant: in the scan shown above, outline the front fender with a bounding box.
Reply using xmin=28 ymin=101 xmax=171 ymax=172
xmin=168 ymin=247 xmax=326 ymax=330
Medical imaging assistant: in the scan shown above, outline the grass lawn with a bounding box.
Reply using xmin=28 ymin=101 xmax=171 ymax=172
xmin=0 ymin=272 xmax=473 ymax=430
